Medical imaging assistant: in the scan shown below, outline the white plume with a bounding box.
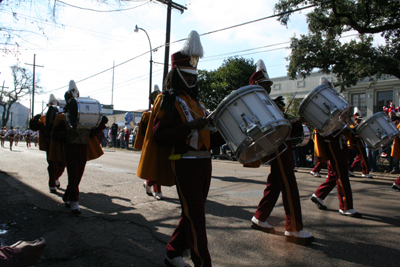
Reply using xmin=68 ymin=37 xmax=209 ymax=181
xmin=68 ymin=80 xmax=79 ymax=93
xmin=320 ymin=77 xmax=331 ymax=85
xmin=256 ymin=59 xmax=266 ymax=72
xmin=48 ymin=93 xmax=57 ymax=104
xmin=181 ymin=30 xmax=204 ymax=58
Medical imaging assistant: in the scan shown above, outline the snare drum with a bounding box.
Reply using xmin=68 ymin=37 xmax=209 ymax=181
xmin=292 ymin=124 xmax=311 ymax=147
xmin=299 ymin=84 xmax=352 ymax=136
xmin=356 ymin=112 xmax=400 ymax=151
xmin=213 ymin=85 xmax=291 ymax=163
xmin=69 ymin=97 xmax=102 ymax=129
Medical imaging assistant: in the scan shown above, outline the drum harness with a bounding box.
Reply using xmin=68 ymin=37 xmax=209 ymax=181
xmin=168 ymin=98 xmax=214 ymax=160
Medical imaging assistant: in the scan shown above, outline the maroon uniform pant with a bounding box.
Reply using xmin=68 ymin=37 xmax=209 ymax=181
xmin=63 ymin=143 xmax=87 ymax=202
xmin=394 ymin=176 xmax=400 ymax=186
xmin=46 ymin=141 xmax=66 ymax=188
xmin=166 ymin=158 xmax=212 ymax=267
xmin=312 ymin=157 xmax=326 ymax=173
xmin=314 ymin=138 xmax=354 ymax=211
xmin=349 ymin=139 xmax=369 ymax=174
xmin=254 ymin=142 xmax=304 ymax=232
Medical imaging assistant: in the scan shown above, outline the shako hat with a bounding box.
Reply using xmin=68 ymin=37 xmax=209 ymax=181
xmin=249 ymin=59 xmax=273 ymax=86
xmin=171 ymin=30 xmax=204 ymax=75
xmin=149 ymin=84 xmax=161 ymax=101
xmin=65 ymin=80 xmax=79 ymax=102
xmin=48 ymin=93 xmax=58 ymax=105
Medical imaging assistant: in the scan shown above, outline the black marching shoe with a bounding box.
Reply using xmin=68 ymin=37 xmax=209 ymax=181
xmin=392 ymin=183 xmax=400 ymax=191
xmin=310 ymin=194 xmax=327 ymax=210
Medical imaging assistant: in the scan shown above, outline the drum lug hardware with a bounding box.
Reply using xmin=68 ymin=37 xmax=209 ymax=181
xmin=376 ymin=128 xmax=387 ymax=140
xmin=241 ymin=113 xmax=258 ymax=133
xmin=251 ymin=115 xmax=260 ymax=124
xmin=323 ymin=101 xmax=338 ymax=115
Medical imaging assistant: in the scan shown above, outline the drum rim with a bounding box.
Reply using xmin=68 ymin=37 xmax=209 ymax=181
xmin=356 ymin=111 xmax=388 ymax=132
xmin=292 ymin=125 xmax=311 ymax=147
xmin=315 ymin=104 xmax=352 ymax=136
xmin=213 ymin=85 xmax=268 ymax=122
xmin=235 ymin=122 xmax=291 ymax=163
xmin=369 ymin=131 xmax=400 ymax=151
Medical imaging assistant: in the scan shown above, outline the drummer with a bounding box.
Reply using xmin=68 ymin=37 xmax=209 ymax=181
xmin=5 ymin=126 xmax=17 ymax=151
xmin=246 ymin=59 xmax=314 ymax=245
xmin=347 ymin=107 xmax=373 ymax=178
xmin=0 ymin=126 xmax=6 ymax=147
xmin=50 ymin=80 xmax=108 ymax=214
xmin=14 ymin=127 xmax=22 ymax=146
xmin=309 ymin=77 xmax=362 ymax=218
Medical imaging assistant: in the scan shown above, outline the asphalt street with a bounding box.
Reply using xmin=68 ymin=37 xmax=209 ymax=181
xmin=0 ymin=143 xmax=399 ymax=267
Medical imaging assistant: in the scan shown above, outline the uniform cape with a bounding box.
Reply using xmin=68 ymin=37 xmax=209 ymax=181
xmin=133 ymin=111 xmax=151 ymax=150
xmin=136 ymin=95 xmax=175 ymax=186
xmin=313 ymin=129 xmax=328 ymax=161
xmin=38 ymin=115 xmax=47 ymax=152
xmin=49 ymin=113 xmax=104 ymax=163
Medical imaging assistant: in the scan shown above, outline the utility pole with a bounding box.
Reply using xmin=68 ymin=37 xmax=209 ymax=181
xmin=154 ymin=0 xmax=187 ymax=87
xmin=112 ymin=61 xmax=115 ymax=108
xmin=25 ymin=54 xmax=44 ymax=118
xmin=1 ymin=81 xmax=9 ymax=127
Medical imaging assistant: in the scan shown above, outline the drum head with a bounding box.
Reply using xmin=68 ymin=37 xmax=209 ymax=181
xmin=357 ymin=111 xmax=400 ymax=150
xmin=236 ymin=122 xmax=291 ymax=163
xmin=214 ymin=85 xmax=291 ymax=163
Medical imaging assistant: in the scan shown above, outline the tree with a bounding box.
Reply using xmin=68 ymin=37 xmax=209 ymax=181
xmin=274 ymin=0 xmax=400 ymax=91
xmin=198 ymin=56 xmax=256 ymax=111
xmin=1 ymin=0 xmax=122 ymax=53
xmin=0 ymin=65 xmax=40 ymax=127
xmin=285 ymin=92 xmax=301 ymax=118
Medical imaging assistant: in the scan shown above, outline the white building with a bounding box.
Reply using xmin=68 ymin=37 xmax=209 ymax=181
xmin=0 ymin=103 xmax=30 ymax=130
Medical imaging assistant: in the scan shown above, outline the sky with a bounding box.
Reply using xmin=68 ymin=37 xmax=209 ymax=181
xmin=0 ymin=0 xmax=313 ymax=114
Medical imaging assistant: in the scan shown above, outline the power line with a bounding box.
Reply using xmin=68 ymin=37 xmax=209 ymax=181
xmin=43 ymin=3 xmax=318 ymax=94
xmin=57 ymin=0 xmax=149 ymax=13
xmin=45 ymin=51 xmax=149 ymax=93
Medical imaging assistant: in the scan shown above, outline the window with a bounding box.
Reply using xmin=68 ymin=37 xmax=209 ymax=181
xmin=375 ymin=91 xmax=393 ymax=113
xmin=297 ymin=81 xmax=305 ymax=88
xmin=351 ymin=93 xmax=367 ymax=116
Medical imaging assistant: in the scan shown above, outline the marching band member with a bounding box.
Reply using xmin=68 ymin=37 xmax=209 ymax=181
xmin=389 ymin=120 xmax=400 ymax=191
xmin=5 ymin=126 xmax=17 ymax=151
xmin=24 ymin=128 xmax=34 ymax=148
xmin=347 ymin=107 xmax=373 ymax=178
xmin=137 ymin=31 xmax=225 ymax=267
xmin=310 ymin=78 xmax=362 ymax=218
xmin=134 ymin=85 xmax=165 ymax=200
xmin=0 ymin=126 xmax=6 ymax=147
xmin=33 ymin=130 xmax=39 ymax=147
xmin=246 ymin=59 xmax=314 ymax=245
xmin=14 ymin=127 xmax=22 ymax=146
xmin=30 ymin=94 xmax=66 ymax=193
xmin=50 ymin=80 xmax=107 ymax=215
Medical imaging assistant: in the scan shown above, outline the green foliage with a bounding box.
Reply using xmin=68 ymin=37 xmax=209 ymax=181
xmin=274 ymin=0 xmax=400 ymax=91
xmin=285 ymin=92 xmax=301 ymax=118
xmin=198 ymin=56 xmax=256 ymax=110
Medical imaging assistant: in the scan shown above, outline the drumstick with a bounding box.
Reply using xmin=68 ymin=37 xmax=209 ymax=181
xmin=186 ymin=110 xmax=216 ymax=138
xmin=284 ymin=92 xmax=297 ymax=114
